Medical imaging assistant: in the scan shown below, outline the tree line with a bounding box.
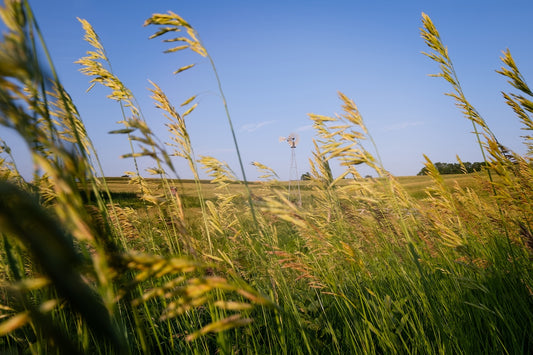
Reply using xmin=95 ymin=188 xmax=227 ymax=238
xmin=298 ymin=161 xmax=487 ymax=180
xmin=417 ymin=161 xmax=487 ymax=176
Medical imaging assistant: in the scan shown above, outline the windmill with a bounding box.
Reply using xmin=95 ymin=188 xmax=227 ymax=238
xmin=279 ymin=133 xmax=302 ymax=206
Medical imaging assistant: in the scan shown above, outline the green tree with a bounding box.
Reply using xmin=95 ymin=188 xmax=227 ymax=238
xmin=417 ymin=161 xmax=487 ymax=175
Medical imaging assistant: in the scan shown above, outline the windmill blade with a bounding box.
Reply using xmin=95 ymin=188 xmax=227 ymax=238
xmin=287 ymin=133 xmax=299 ymax=148
xmin=280 ymin=133 xmax=299 ymax=148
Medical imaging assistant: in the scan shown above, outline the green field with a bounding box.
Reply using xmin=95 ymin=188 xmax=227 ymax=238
xmin=99 ymin=173 xmax=485 ymax=210
xmin=102 ymin=173 xmax=484 ymax=196
xmin=1 ymin=2 xmax=532 ymax=354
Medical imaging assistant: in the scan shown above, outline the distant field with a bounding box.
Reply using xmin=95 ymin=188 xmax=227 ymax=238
xmin=100 ymin=173 xmax=484 ymax=201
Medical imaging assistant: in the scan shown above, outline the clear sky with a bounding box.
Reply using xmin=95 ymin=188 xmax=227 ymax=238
xmin=2 ymin=0 xmax=533 ymax=180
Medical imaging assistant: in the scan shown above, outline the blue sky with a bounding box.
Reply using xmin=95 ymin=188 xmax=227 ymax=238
xmin=2 ymin=0 xmax=533 ymax=180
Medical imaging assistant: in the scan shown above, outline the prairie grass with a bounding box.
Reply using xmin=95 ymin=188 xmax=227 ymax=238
xmin=0 ymin=1 xmax=532 ymax=354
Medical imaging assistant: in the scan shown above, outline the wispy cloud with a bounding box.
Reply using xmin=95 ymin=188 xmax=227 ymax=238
xmin=384 ymin=121 xmax=424 ymax=131
xmin=296 ymin=125 xmax=313 ymax=132
xmin=240 ymin=120 xmax=277 ymax=133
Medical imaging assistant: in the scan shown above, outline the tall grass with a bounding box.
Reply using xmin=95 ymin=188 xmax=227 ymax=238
xmin=1 ymin=1 xmax=532 ymax=354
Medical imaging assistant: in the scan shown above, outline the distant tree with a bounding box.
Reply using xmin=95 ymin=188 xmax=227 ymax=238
xmin=471 ymin=162 xmax=486 ymax=172
xmin=417 ymin=161 xmax=487 ymax=175
xmin=301 ymin=172 xmax=311 ymax=180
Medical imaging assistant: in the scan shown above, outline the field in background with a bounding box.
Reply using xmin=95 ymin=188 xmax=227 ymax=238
xmin=103 ymin=173 xmax=481 ymax=198
xmin=99 ymin=174 xmax=487 ymax=218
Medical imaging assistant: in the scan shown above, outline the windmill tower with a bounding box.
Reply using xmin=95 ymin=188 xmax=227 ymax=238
xmin=279 ymin=133 xmax=302 ymax=206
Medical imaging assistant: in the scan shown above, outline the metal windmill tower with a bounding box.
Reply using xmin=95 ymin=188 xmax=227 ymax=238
xmin=279 ymin=133 xmax=302 ymax=206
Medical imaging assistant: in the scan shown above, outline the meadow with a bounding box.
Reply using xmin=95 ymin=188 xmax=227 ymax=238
xmin=99 ymin=174 xmax=483 ymax=213
xmin=1 ymin=1 xmax=532 ymax=354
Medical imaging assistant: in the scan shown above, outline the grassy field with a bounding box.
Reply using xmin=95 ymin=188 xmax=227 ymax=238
xmin=98 ymin=173 xmax=485 ymax=212
xmin=1 ymin=2 xmax=532 ymax=354
xmin=102 ymin=173 xmax=482 ymax=197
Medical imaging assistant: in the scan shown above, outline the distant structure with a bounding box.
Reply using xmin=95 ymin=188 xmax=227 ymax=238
xmin=279 ymin=132 xmax=302 ymax=206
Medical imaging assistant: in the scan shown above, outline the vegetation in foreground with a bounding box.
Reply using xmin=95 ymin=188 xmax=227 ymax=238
xmin=0 ymin=1 xmax=532 ymax=353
